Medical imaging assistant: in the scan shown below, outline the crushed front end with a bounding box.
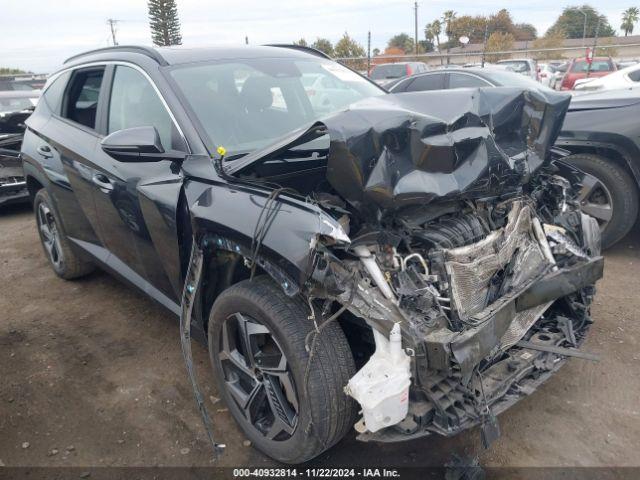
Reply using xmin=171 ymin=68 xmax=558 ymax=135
xmin=210 ymin=86 xmax=604 ymax=444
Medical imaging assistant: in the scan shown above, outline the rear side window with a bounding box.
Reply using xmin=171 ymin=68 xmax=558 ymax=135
xmin=42 ymin=71 xmax=71 ymax=113
xmin=108 ymin=65 xmax=185 ymax=151
xmin=404 ymin=73 xmax=445 ymax=92
xmin=62 ymin=68 xmax=105 ymax=129
xmin=628 ymin=69 xmax=640 ymax=82
xmin=449 ymin=73 xmax=491 ymax=89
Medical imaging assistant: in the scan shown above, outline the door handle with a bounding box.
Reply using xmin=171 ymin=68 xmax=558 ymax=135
xmin=92 ymin=173 xmax=114 ymax=192
xmin=37 ymin=145 xmax=53 ymax=158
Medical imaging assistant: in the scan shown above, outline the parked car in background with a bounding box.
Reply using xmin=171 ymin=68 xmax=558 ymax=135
xmin=0 ymin=134 xmax=29 ymax=206
xmin=538 ymin=63 xmax=559 ymax=87
xmin=388 ymin=67 xmax=549 ymax=93
xmin=549 ymin=62 xmax=569 ymax=90
xmin=616 ymin=59 xmax=639 ymax=69
xmin=0 ymin=87 xmax=40 ymax=208
xmin=573 ymin=62 xmax=640 ymax=92
xmin=497 ymin=58 xmax=539 ymax=80
xmin=559 ymin=57 xmax=616 ymax=90
xmin=556 ymin=89 xmax=640 ymax=247
xmin=369 ymin=62 xmax=428 ymax=87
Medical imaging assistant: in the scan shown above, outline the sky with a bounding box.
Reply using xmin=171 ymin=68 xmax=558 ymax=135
xmin=0 ymin=0 xmax=633 ymax=73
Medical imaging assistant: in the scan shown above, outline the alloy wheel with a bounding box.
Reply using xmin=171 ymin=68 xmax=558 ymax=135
xmin=218 ymin=312 xmax=299 ymax=441
xmin=577 ymin=175 xmax=613 ymax=231
xmin=37 ymin=202 xmax=64 ymax=269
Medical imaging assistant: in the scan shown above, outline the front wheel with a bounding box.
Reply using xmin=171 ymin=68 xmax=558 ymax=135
xmin=208 ymin=276 xmax=356 ymax=463
xmin=564 ymin=154 xmax=639 ymax=249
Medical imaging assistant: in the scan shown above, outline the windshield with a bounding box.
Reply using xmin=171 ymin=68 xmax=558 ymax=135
xmin=483 ymin=69 xmax=551 ymax=90
xmin=497 ymin=60 xmax=531 ymax=73
xmin=170 ymin=57 xmax=384 ymax=156
xmin=370 ymin=64 xmax=407 ymax=79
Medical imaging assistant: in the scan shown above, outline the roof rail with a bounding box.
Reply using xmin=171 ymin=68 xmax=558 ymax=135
xmin=64 ymin=45 xmax=168 ymax=66
xmin=264 ymin=44 xmax=332 ymax=60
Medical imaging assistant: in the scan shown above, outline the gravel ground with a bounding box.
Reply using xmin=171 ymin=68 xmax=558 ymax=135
xmin=1 ymin=202 xmax=639 ymax=473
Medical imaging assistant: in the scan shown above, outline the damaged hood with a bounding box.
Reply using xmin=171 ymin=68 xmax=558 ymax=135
xmin=324 ymin=89 xmax=570 ymax=214
xmin=226 ymin=88 xmax=570 ymax=216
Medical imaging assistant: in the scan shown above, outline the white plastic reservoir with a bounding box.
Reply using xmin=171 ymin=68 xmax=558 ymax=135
xmin=345 ymin=323 xmax=411 ymax=433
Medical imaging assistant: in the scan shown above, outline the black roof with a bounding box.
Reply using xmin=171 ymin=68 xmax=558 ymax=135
xmin=64 ymin=44 xmax=327 ymax=67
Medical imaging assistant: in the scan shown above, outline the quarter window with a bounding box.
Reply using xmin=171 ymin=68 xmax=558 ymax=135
xmin=108 ymin=65 xmax=185 ymax=151
xmin=63 ymin=68 xmax=105 ymax=129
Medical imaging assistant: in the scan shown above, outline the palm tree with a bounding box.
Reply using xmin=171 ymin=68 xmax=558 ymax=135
xmin=425 ymin=20 xmax=442 ymax=50
xmin=441 ymin=10 xmax=457 ymax=65
xmin=442 ymin=10 xmax=457 ymax=41
xmin=621 ymin=7 xmax=639 ymax=36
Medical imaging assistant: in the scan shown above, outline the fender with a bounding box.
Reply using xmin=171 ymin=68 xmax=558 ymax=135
xmin=555 ymin=135 xmax=640 ymax=186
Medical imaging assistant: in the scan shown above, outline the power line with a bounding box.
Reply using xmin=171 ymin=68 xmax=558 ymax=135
xmin=107 ymin=18 xmax=119 ymax=46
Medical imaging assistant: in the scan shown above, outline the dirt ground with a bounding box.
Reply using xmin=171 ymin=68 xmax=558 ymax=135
xmin=1 ymin=202 xmax=639 ymax=473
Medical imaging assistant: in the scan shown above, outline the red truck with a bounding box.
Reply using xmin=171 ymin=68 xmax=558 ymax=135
xmin=559 ymin=56 xmax=616 ymax=90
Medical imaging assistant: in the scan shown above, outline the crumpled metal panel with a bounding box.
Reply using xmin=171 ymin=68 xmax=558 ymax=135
xmin=443 ymin=201 xmax=550 ymax=321
xmin=324 ymin=88 xmax=571 ymax=215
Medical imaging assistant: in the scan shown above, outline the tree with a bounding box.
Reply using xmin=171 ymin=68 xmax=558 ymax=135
xmin=0 ymin=67 xmax=27 ymax=75
xmin=514 ymin=23 xmax=538 ymax=41
xmin=621 ymin=7 xmax=639 ymax=36
xmin=148 ymin=0 xmax=182 ymax=46
xmin=546 ymin=5 xmax=616 ymax=39
xmin=448 ymin=15 xmax=487 ymax=43
xmin=532 ymin=31 xmax=566 ymax=60
xmin=425 ymin=20 xmax=442 ymax=51
xmin=311 ymin=38 xmax=334 ymax=57
xmin=387 ymin=33 xmax=415 ymax=54
xmin=485 ymin=32 xmax=515 ymax=62
xmin=334 ymin=32 xmax=366 ymax=58
xmin=442 ymin=10 xmax=457 ymax=42
xmin=293 ymin=38 xmax=308 ymax=47
xmin=372 ymin=48 xmax=381 ymax=56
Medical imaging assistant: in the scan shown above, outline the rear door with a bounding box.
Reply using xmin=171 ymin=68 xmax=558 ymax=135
xmin=33 ymin=66 xmax=109 ymax=247
xmin=90 ymin=64 xmax=189 ymax=301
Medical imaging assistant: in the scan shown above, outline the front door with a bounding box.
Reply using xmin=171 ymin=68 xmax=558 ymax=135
xmin=90 ymin=64 xmax=189 ymax=302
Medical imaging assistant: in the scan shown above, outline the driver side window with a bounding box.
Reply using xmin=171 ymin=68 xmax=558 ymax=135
xmin=108 ymin=66 xmax=185 ymax=151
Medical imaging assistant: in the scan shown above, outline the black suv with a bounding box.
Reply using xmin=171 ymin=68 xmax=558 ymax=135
xmin=22 ymin=45 xmax=603 ymax=463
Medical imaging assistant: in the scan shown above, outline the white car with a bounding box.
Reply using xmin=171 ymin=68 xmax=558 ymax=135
xmin=496 ymin=58 xmax=539 ymax=81
xmin=301 ymin=73 xmax=362 ymax=113
xmin=538 ymin=63 xmax=559 ymax=88
xmin=573 ymin=62 xmax=640 ymax=92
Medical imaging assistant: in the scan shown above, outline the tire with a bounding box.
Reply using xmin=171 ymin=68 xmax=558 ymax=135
xmin=564 ymin=154 xmax=639 ymax=249
xmin=208 ymin=276 xmax=356 ymax=463
xmin=34 ymin=189 xmax=94 ymax=279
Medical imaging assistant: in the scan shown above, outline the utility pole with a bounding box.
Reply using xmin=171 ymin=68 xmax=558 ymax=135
xmin=107 ymin=18 xmax=119 ymax=46
xmin=578 ymin=8 xmax=588 ymax=47
xmin=481 ymin=21 xmax=489 ymax=67
xmin=586 ymin=18 xmax=601 ymax=78
xmin=367 ymin=31 xmax=371 ymax=74
xmin=414 ymin=1 xmax=419 ymax=55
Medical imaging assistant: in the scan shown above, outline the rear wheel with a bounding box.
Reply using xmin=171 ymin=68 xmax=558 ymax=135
xmin=208 ymin=276 xmax=356 ymax=463
xmin=564 ymin=154 xmax=639 ymax=249
xmin=34 ymin=189 xmax=94 ymax=279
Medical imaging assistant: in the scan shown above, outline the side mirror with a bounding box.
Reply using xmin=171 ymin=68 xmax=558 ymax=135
xmin=101 ymin=126 xmax=185 ymax=162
